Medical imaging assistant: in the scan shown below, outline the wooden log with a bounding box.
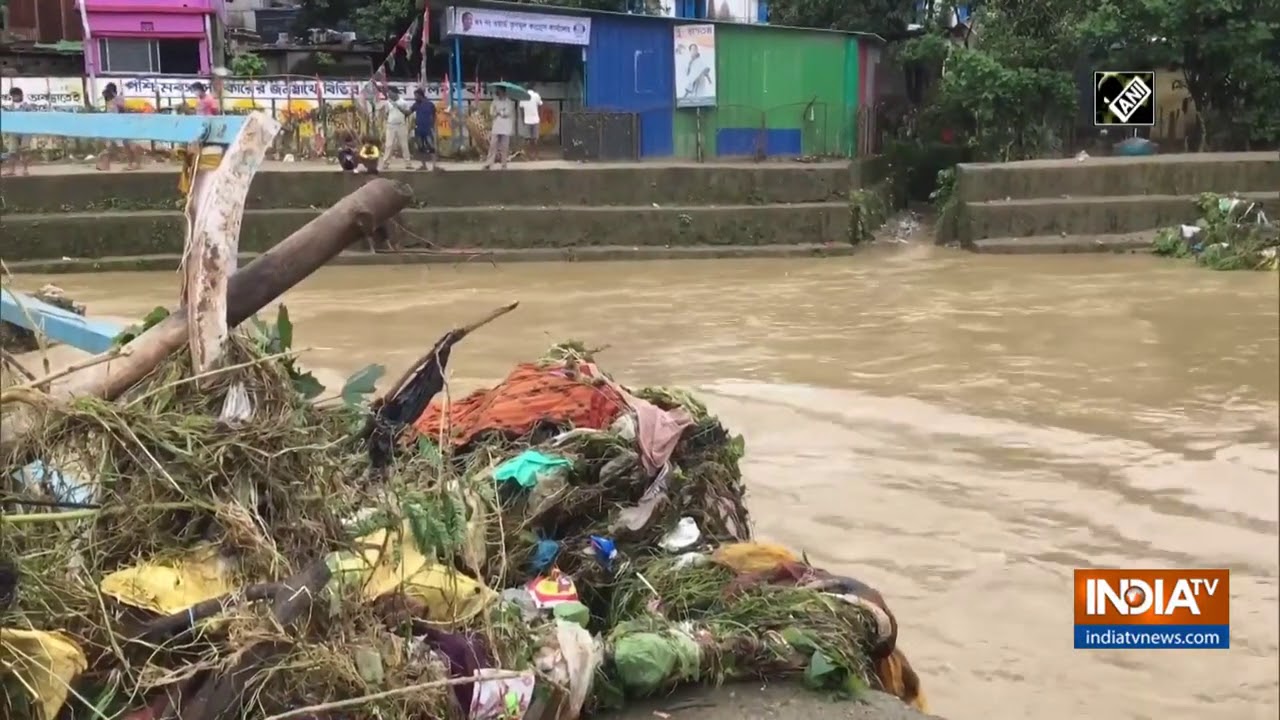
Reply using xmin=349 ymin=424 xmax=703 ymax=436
xmin=0 ymin=178 xmax=411 ymax=453
xmin=69 ymin=178 xmax=409 ymax=403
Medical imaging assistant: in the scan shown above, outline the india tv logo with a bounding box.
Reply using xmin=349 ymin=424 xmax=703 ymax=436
xmin=1073 ymin=569 xmax=1230 ymax=649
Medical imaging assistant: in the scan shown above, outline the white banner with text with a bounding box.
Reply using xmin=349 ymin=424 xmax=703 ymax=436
xmin=446 ymin=6 xmax=591 ymax=46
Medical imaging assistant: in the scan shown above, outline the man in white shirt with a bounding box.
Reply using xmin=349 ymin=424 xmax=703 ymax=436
xmin=379 ymin=87 xmax=414 ymax=169
xmin=518 ymin=85 xmax=544 ymax=160
xmin=484 ymin=86 xmax=516 ymax=170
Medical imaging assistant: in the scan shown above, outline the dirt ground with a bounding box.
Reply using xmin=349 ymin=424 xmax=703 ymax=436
xmin=599 ymin=683 xmax=941 ymax=720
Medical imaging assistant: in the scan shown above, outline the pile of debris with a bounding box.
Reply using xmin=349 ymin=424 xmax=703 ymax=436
xmin=1152 ymin=192 xmax=1278 ymax=271
xmin=1 ymin=305 xmax=927 ymax=720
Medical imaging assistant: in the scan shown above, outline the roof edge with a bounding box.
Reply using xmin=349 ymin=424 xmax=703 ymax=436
xmin=451 ymin=0 xmax=886 ymax=43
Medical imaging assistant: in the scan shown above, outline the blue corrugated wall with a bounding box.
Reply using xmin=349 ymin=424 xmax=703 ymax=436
xmin=585 ymin=16 xmax=675 ymax=158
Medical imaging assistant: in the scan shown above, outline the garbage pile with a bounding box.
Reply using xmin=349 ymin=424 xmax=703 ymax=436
xmin=1 ymin=306 xmax=928 ymax=720
xmin=1152 ymin=192 xmax=1278 ymax=271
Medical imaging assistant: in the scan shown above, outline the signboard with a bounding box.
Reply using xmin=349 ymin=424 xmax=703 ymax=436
xmin=0 ymin=77 xmax=88 ymax=110
xmin=445 ymin=6 xmax=591 ymax=46
xmin=674 ymin=24 xmax=716 ymax=108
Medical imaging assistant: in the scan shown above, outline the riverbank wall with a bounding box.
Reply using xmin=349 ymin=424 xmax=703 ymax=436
xmin=947 ymin=152 xmax=1280 ymax=254
xmin=0 ymin=161 xmax=872 ymax=273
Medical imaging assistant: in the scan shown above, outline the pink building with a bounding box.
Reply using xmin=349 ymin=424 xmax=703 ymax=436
xmin=82 ymin=0 xmax=221 ymax=76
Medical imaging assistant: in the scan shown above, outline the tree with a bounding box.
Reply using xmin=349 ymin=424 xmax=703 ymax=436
xmin=1080 ymin=0 xmax=1280 ymax=149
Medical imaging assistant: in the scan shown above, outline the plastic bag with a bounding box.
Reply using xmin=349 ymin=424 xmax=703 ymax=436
xmin=330 ymin=520 xmax=492 ymax=621
xmin=611 ymin=630 xmax=700 ymax=696
xmin=0 ymin=628 xmax=87 ymax=720
xmin=100 ymin=546 xmax=236 ymax=615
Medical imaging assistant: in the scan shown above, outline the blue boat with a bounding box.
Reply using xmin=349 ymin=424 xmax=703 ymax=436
xmin=0 ymin=289 xmax=124 ymax=355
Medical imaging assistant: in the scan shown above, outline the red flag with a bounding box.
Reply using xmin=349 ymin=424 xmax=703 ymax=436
xmin=398 ymin=18 xmax=419 ymax=51
xmin=419 ymin=6 xmax=430 ymax=83
xmin=421 ymin=6 xmax=431 ymax=51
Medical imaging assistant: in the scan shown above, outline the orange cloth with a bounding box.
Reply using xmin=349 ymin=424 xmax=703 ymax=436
xmin=413 ymin=362 xmax=627 ymax=445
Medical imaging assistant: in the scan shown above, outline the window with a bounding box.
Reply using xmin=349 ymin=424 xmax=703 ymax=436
xmin=98 ymin=38 xmax=202 ymax=74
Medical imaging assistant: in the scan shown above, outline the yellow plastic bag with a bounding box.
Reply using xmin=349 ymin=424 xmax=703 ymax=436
xmin=711 ymin=542 xmax=800 ymax=574
xmin=330 ymin=520 xmax=492 ymax=622
xmin=0 ymin=628 xmax=87 ymax=720
xmin=99 ymin=546 xmax=236 ymax=615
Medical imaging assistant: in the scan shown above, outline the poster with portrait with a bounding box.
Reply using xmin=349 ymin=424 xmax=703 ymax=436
xmin=673 ymin=24 xmax=716 ymax=108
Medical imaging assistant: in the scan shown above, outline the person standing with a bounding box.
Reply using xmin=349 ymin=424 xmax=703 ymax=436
xmin=484 ymin=86 xmax=515 ymax=170
xmin=518 ymin=84 xmax=544 ymax=160
xmin=411 ymin=88 xmax=438 ymax=171
xmin=2 ymin=87 xmax=33 ymax=176
xmin=379 ymin=87 xmax=414 ymax=170
xmin=191 ymin=82 xmax=220 ymax=116
xmin=97 ymin=83 xmax=141 ymax=172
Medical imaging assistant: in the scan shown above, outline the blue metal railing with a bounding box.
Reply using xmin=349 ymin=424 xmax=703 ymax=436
xmin=0 ymin=111 xmax=246 ymax=144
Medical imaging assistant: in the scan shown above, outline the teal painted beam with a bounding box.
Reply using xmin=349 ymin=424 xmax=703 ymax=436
xmin=0 ymin=290 xmax=125 ymax=355
xmin=0 ymin=111 xmax=245 ymax=144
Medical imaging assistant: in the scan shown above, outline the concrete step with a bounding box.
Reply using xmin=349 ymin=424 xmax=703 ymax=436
xmin=0 ymin=163 xmax=852 ymax=213
xmin=2 ymin=243 xmax=861 ymax=275
xmin=962 ymin=192 xmax=1278 ymax=242
xmin=970 ymin=232 xmax=1157 ymax=254
xmin=0 ymin=204 xmax=854 ymax=262
xmin=955 ymin=152 xmax=1280 ymax=202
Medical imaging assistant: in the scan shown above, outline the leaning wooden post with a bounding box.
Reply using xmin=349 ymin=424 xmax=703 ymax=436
xmin=181 ymin=112 xmax=282 ymax=374
xmin=0 ymin=178 xmax=412 ymax=454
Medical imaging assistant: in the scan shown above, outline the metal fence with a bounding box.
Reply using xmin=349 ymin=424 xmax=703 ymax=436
xmin=561 ymin=111 xmax=639 ymax=161
xmin=0 ymin=73 xmax=571 ymax=159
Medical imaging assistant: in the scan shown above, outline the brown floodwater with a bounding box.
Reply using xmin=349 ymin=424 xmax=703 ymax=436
xmin=11 ymin=245 xmax=1280 ymax=719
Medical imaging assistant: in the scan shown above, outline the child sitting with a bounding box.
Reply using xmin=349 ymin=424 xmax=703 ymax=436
xmin=336 ymin=131 xmax=359 ymax=172
xmin=357 ymin=136 xmax=382 ymax=174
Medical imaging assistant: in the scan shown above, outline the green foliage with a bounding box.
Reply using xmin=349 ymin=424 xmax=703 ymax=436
xmin=930 ymin=166 xmax=960 ymax=238
xmin=344 ymin=491 xmax=467 ymax=559
xmin=1151 ymin=227 xmax=1191 ymax=258
xmin=1080 ymin=0 xmax=1280 ymax=149
xmin=930 ymin=48 xmax=1076 ymax=161
xmin=848 ymin=187 xmax=890 ymax=243
xmin=229 ymin=53 xmax=267 ymax=77
xmin=250 ymin=305 xmax=324 ymax=399
xmin=976 ymin=0 xmax=1085 ymax=67
xmin=883 ymin=139 xmax=970 ymax=203
xmin=896 ymin=34 xmax=951 ymax=66
xmin=340 ymin=363 xmax=385 ymax=407
xmin=112 ymin=306 xmax=171 ymax=348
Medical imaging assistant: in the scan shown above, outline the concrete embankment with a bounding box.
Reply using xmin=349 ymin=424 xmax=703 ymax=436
xmin=949 ymin=152 xmax=1280 ymax=253
xmin=0 ymin=162 xmax=863 ymax=273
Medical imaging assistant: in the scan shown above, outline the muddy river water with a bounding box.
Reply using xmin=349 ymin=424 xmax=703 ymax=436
xmin=13 ymin=245 xmax=1280 ymax=720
